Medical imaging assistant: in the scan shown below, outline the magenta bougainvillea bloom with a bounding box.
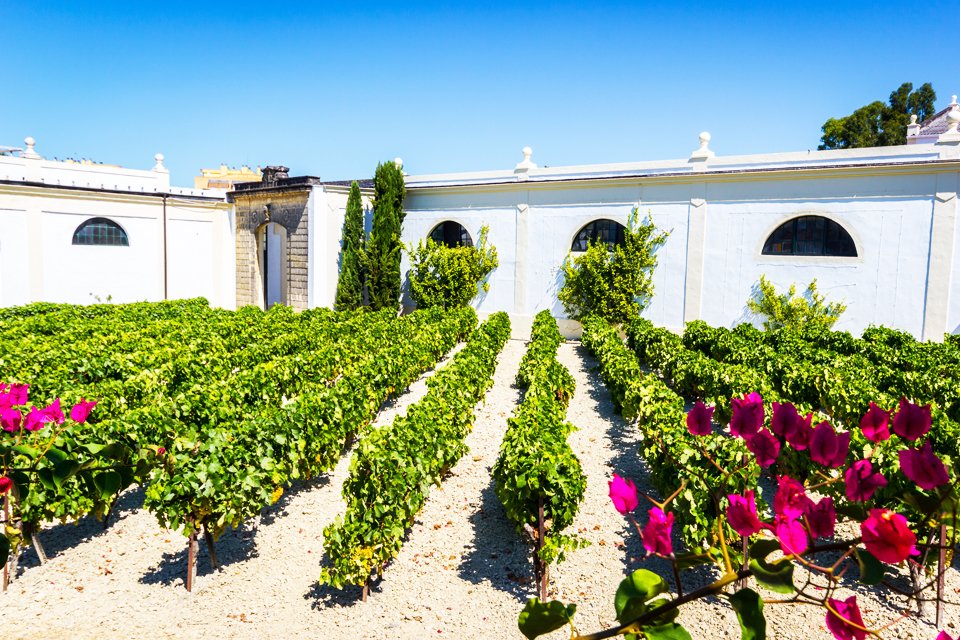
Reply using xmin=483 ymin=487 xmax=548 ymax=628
xmin=726 ymin=490 xmax=763 ymax=537
xmin=608 ymin=474 xmax=639 ymax=515
xmin=157 ymin=446 xmax=166 ymax=456
xmin=825 ymin=595 xmax=867 ymax=640
xmin=9 ymin=383 xmax=28 ymax=406
xmin=746 ymin=428 xmax=780 ymax=468
xmin=774 ymin=516 xmax=808 ymax=555
xmin=936 ymin=632 xmax=958 ymax=640
xmin=804 ymin=496 xmax=835 ymax=539
xmin=809 ymin=422 xmax=850 ymax=468
xmin=861 ymin=508 xmax=919 ymax=564
xmin=730 ymin=392 xmax=764 ymax=438
xmin=770 ymin=402 xmax=799 ymax=437
xmin=0 ymin=407 xmax=22 ymax=433
xmin=70 ymin=399 xmax=97 ymax=424
xmin=686 ymin=401 xmax=714 ymax=436
xmin=774 ymin=476 xmax=812 ymax=520
xmin=859 ymin=401 xmax=890 ymax=442
xmin=891 ymin=398 xmax=931 ymax=441
xmin=642 ymin=507 xmax=674 ymax=557
xmin=899 ymin=440 xmax=950 ymax=490
xmin=0 ymin=476 xmax=12 ymax=494
xmin=41 ymin=398 xmax=65 ymax=425
xmin=844 ymin=459 xmax=887 ymax=502
xmin=23 ymin=406 xmax=46 ymax=432
xmin=785 ymin=412 xmax=814 ymax=451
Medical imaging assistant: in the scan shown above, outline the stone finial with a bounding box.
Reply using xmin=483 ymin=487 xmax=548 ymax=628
xmin=21 ymin=136 xmax=40 ymax=159
xmin=937 ymin=101 xmax=960 ymax=145
xmin=907 ymin=113 xmax=921 ymax=139
xmin=393 ymin=157 xmax=403 ymax=169
xmin=690 ymin=131 xmax=715 ymax=161
xmin=153 ymin=153 xmax=168 ymax=173
xmin=514 ymin=146 xmax=537 ymax=177
xmin=261 ymin=165 xmax=290 ymax=186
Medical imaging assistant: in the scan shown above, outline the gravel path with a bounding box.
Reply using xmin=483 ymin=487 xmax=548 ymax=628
xmin=1 ymin=340 xmax=958 ymax=639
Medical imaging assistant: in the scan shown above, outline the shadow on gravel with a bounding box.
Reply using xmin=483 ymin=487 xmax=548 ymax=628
xmin=458 ymin=478 xmax=533 ymax=602
xmin=303 ymin=579 xmax=367 ymax=610
xmin=17 ymin=486 xmax=146 ymax=574
xmin=139 ymin=473 xmax=333 ymax=587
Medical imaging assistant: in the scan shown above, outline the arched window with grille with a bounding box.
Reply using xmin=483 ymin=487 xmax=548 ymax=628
xmin=761 ymin=216 xmax=856 ymax=257
xmin=571 ymin=219 xmax=626 ymax=252
xmin=72 ymin=217 xmax=130 ymax=246
xmin=429 ymin=221 xmax=473 ymax=248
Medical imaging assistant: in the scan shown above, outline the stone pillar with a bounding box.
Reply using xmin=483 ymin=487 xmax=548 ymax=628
xmin=683 ymin=194 xmax=708 ymax=324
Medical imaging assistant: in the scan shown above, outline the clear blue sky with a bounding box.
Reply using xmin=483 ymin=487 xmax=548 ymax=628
xmin=1 ymin=1 xmax=957 ymax=185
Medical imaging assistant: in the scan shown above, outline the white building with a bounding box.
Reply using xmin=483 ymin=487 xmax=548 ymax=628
xmin=0 ymin=137 xmax=234 ymax=308
xmin=4 ymin=100 xmax=960 ymax=340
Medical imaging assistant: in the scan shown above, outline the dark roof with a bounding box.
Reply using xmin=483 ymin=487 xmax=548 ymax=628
xmin=322 ymin=179 xmax=374 ymax=189
xmin=918 ymin=105 xmax=956 ymax=135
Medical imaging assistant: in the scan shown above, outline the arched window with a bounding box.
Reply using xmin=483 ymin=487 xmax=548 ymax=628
xmin=571 ymin=219 xmax=626 ymax=252
xmin=72 ymin=217 xmax=129 ymax=246
xmin=429 ymin=221 xmax=473 ymax=248
xmin=762 ymin=216 xmax=856 ymax=257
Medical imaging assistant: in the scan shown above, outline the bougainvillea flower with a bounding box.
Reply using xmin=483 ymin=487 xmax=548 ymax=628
xmin=686 ymin=401 xmax=714 ymax=436
xmin=899 ymin=440 xmax=950 ymax=490
xmin=8 ymin=383 xmax=28 ymax=407
xmin=157 ymin=446 xmax=166 ymax=456
xmin=936 ymin=632 xmax=958 ymax=640
xmin=608 ymin=474 xmax=639 ymax=515
xmin=0 ymin=476 xmax=11 ymax=494
xmin=809 ymin=422 xmax=850 ymax=468
xmin=859 ymin=401 xmax=890 ymax=442
xmin=774 ymin=516 xmax=808 ymax=555
xmin=0 ymin=407 xmax=22 ymax=432
xmin=23 ymin=406 xmax=46 ymax=431
xmin=41 ymin=398 xmax=65 ymax=425
xmin=642 ymin=507 xmax=674 ymax=557
xmin=860 ymin=508 xmax=919 ymax=564
xmin=70 ymin=399 xmax=97 ymax=424
xmin=771 ymin=402 xmax=799 ymax=437
xmin=774 ymin=475 xmax=813 ymax=520
xmin=844 ymin=459 xmax=887 ymax=502
xmin=746 ymin=428 xmax=780 ymax=468
xmin=730 ymin=392 xmax=764 ymax=438
xmin=825 ymin=595 xmax=867 ymax=640
xmin=891 ymin=398 xmax=931 ymax=441
xmin=726 ymin=490 xmax=763 ymax=537
xmin=785 ymin=411 xmax=814 ymax=451
xmin=804 ymin=496 xmax=835 ymax=539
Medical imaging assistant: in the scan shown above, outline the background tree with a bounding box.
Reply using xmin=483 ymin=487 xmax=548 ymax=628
xmin=334 ymin=181 xmax=365 ymax=311
xmin=558 ymin=209 xmax=668 ymax=326
xmin=367 ymin=161 xmax=406 ymax=312
xmin=819 ymin=82 xmax=936 ymax=149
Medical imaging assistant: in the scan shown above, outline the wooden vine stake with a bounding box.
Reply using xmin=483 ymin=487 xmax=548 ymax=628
xmin=2 ymin=493 xmax=9 ymax=592
xmin=185 ymin=531 xmax=198 ymax=592
xmin=533 ymin=496 xmax=549 ymax=601
xmin=203 ymin=526 xmax=218 ymax=570
xmin=936 ymin=522 xmax=947 ymax=627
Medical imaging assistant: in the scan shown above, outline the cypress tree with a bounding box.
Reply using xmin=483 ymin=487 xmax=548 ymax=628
xmin=367 ymin=161 xmax=406 ymax=311
xmin=334 ymin=181 xmax=365 ymax=311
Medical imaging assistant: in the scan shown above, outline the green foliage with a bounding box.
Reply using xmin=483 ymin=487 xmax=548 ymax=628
xmin=494 ymin=311 xmax=587 ymax=580
xmin=335 ymin=181 xmax=365 ymax=311
xmin=368 ymin=161 xmax=406 ymax=312
xmin=559 ymin=209 xmax=668 ymax=326
xmin=407 ymin=225 xmax=499 ymax=310
xmin=320 ymin=312 xmax=510 ymax=589
xmin=819 ymin=82 xmax=936 ymax=149
xmin=746 ymin=275 xmax=846 ymax=332
xmin=518 ymin=599 xmax=577 ymax=640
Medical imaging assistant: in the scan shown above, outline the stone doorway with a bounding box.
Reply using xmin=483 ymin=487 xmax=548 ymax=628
xmin=257 ymin=221 xmax=287 ymax=308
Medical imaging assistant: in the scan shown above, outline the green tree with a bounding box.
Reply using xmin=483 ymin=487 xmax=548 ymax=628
xmin=819 ymin=82 xmax=936 ymax=149
xmin=334 ymin=181 xmax=365 ymax=311
xmin=746 ymin=275 xmax=846 ymax=331
xmin=407 ymin=225 xmax=499 ymax=310
xmin=558 ymin=209 xmax=668 ymax=326
xmin=367 ymin=161 xmax=406 ymax=312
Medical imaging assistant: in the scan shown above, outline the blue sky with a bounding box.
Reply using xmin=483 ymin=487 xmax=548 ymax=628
xmin=1 ymin=1 xmax=957 ymax=185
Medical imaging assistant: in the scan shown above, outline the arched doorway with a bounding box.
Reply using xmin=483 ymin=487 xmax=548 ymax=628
xmin=257 ymin=222 xmax=287 ymax=308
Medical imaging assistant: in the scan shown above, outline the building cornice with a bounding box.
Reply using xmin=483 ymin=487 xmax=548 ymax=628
xmin=0 ymin=180 xmax=227 ymax=207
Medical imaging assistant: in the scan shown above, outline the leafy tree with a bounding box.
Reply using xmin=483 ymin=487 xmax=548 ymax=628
xmin=367 ymin=161 xmax=406 ymax=312
xmin=819 ymin=82 xmax=936 ymax=149
xmin=746 ymin=275 xmax=846 ymax=331
xmin=407 ymin=225 xmax=499 ymax=310
xmin=558 ymin=209 xmax=668 ymax=326
xmin=334 ymin=181 xmax=365 ymax=311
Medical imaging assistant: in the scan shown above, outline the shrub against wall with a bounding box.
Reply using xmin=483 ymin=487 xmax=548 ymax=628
xmin=747 ymin=275 xmax=846 ymax=331
xmin=367 ymin=161 xmax=406 ymax=312
xmin=407 ymin=225 xmax=499 ymax=310
xmin=334 ymin=181 xmax=365 ymax=311
xmin=558 ymin=208 xmax=668 ymax=326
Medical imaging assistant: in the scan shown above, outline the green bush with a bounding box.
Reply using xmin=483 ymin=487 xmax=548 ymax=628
xmin=334 ymin=182 xmax=365 ymax=311
xmin=558 ymin=209 xmax=667 ymax=326
xmin=407 ymin=225 xmax=498 ymax=310
xmin=746 ymin=275 xmax=846 ymax=332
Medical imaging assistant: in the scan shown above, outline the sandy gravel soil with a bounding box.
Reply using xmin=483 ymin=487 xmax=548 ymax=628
xmin=1 ymin=340 xmax=957 ymax=640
